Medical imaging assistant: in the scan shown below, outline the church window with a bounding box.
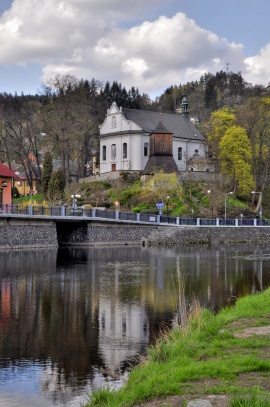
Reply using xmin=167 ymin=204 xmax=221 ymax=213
xmin=178 ymin=147 xmax=182 ymax=160
xmin=112 ymin=116 xmax=116 ymax=128
xmin=123 ymin=143 xmax=127 ymax=159
xmin=144 ymin=142 xmax=149 ymax=156
xmin=111 ymin=144 xmax=116 ymax=161
xmin=102 ymin=146 xmax=106 ymax=161
xmin=195 ymin=149 xmax=199 ymax=153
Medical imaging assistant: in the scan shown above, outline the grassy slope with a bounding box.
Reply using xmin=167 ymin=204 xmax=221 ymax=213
xmin=85 ymin=289 xmax=270 ymax=407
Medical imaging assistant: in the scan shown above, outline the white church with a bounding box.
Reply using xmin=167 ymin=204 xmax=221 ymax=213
xmin=98 ymin=98 xmax=214 ymax=177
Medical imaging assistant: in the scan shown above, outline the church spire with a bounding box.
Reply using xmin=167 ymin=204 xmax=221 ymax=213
xmin=181 ymin=94 xmax=189 ymax=118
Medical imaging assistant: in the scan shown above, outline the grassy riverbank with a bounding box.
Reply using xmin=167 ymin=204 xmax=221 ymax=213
xmin=85 ymin=288 xmax=270 ymax=407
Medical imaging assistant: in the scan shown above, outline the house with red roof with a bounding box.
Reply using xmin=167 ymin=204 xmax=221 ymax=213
xmin=0 ymin=163 xmax=19 ymax=208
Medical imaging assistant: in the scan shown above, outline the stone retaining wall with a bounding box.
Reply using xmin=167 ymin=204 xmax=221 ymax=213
xmin=2 ymin=217 xmax=270 ymax=249
xmin=145 ymin=226 xmax=270 ymax=246
xmin=87 ymin=224 xmax=156 ymax=245
xmin=57 ymin=221 xmax=158 ymax=246
xmin=0 ymin=218 xmax=58 ymax=249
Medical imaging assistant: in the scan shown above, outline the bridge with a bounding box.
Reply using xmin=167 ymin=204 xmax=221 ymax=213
xmin=0 ymin=203 xmax=268 ymax=226
xmin=1 ymin=204 xmax=270 ymax=249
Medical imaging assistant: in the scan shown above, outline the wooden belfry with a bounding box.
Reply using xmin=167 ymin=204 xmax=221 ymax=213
xmin=142 ymin=117 xmax=180 ymax=175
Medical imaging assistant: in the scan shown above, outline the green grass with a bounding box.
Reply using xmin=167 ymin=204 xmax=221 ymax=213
xmin=231 ymin=394 xmax=270 ymax=406
xmin=84 ymin=289 xmax=270 ymax=407
xmin=13 ymin=193 xmax=43 ymax=203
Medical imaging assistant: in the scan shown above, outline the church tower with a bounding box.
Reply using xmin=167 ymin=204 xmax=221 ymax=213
xmin=181 ymin=94 xmax=189 ymax=118
xmin=142 ymin=118 xmax=180 ymax=175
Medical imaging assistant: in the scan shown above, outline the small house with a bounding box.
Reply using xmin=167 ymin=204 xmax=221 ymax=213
xmin=0 ymin=163 xmax=19 ymax=208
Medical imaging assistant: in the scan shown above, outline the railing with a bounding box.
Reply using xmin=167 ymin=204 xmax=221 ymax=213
xmin=0 ymin=203 xmax=269 ymax=227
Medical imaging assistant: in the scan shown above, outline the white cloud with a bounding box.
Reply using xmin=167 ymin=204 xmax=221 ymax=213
xmin=244 ymin=45 xmax=270 ymax=86
xmin=0 ymin=0 xmax=269 ymax=97
xmin=92 ymin=13 xmax=246 ymax=95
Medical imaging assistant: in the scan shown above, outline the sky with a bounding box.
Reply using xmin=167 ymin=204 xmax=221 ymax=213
xmin=0 ymin=0 xmax=269 ymax=99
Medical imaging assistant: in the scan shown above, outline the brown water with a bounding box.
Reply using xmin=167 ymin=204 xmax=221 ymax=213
xmin=0 ymin=244 xmax=270 ymax=407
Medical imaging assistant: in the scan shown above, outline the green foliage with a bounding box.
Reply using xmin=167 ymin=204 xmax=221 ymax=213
xmin=12 ymin=186 xmax=20 ymax=198
xmin=230 ymin=394 xmax=270 ymax=407
xmin=132 ymin=204 xmax=152 ymax=213
xmin=41 ymin=151 xmax=53 ymax=198
xmin=47 ymin=168 xmax=66 ymax=203
xmin=208 ymin=107 xmax=236 ymax=159
xmin=89 ymin=387 xmax=114 ymax=406
xmin=13 ymin=193 xmax=43 ymax=203
xmin=219 ymin=125 xmax=254 ymax=195
xmin=118 ymin=190 xmax=134 ymax=204
xmin=142 ymin=171 xmax=182 ymax=203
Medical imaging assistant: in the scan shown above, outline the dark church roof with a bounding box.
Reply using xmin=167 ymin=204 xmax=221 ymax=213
xmin=142 ymin=156 xmax=180 ymax=175
xmin=151 ymin=119 xmax=172 ymax=134
xmin=122 ymin=108 xmax=204 ymax=141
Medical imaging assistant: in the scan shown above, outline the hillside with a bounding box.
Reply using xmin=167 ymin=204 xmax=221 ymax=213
xmin=75 ymin=175 xmax=269 ymax=220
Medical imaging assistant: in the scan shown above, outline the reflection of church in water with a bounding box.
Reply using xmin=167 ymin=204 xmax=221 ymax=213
xmin=97 ymin=264 xmax=149 ymax=372
xmin=98 ymin=297 xmax=149 ymax=370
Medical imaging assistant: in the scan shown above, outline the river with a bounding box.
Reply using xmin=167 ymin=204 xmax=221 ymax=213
xmin=0 ymin=243 xmax=270 ymax=407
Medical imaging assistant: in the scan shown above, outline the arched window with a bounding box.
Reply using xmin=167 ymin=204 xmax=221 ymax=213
xmin=123 ymin=143 xmax=127 ymax=159
xmin=144 ymin=142 xmax=149 ymax=156
xmin=112 ymin=116 xmax=116 ymax=128
xmin=178 ymin=147 xmax=182 ymax=160
xmin=102 ymin=146 xmax=106 ymax=161
xmin=111 ymin=144 xmax=116 ymax=161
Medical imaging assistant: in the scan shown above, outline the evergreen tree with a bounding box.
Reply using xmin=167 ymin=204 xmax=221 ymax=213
xmin=48 ymin=168 xmax=66 ymax=204
xmin=41 ymin=151 xmax=53 ymax=198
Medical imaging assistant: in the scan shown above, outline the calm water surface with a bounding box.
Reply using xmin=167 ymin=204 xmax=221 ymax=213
xmin=0 ymin=244 xmax=270 ymax=407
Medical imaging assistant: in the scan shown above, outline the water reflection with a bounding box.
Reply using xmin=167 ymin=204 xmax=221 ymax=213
xmin=0 ymin=244 xmax=270 ymax=406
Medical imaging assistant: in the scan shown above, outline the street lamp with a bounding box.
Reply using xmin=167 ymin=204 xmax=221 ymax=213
xmin=71 ymin=194 xmax=81 ymax=210
xmin=207 ymin=190 xmax=214 ymax=218
xmin=225 ymin=192 xmax=233 ymax=221
xmin=251 ymin=191 xmax=262 ymax=222
xmin=166 ymin=196 xmax=170 ymax=215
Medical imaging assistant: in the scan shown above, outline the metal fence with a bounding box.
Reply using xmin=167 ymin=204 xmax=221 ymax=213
xmin=0 ymin=203 xmax=269 ymax=227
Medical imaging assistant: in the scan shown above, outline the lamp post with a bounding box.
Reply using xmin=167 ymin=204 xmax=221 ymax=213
xmin=225 ymin=192 xmax=233 ymax=221
xmin=251 ymin=191 xmax=262 ymax=222
xmin=71 ymin=194 xmax=81 ymax=211
xmin=166 ymin=196 xmax=170 ymax=215
xmin=207 ymin=190 xmax=214 ymax=218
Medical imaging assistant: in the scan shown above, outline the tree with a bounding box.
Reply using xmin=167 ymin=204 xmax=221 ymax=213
xmin=219 ymin=125 xmax=254 ymax=195
xmin=236 ymin=97 xmax=270 ymax=193
xmin=41 ymin=75 xmax=103 ymax=184
xmin=207 ymin=107 xmax=236 ymax=167
xmin=141 ymin=171 xmax=182 ymax=203
xmin=47 ymin=168 xmax=66 ymax=203
xmin=204 ymin=75 xmax=217 ymax=110
xmin=41 ymin=151 xmax=53 ymax=198
xmin=0 ymin=94 xmax=44 ymax=188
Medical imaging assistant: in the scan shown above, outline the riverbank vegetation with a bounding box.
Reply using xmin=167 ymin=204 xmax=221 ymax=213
xmin=84 ymin=288 xmax=270 ymax=407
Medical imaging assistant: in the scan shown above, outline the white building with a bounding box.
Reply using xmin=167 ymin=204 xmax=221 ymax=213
xmin=99 ymin=101 xmax=213 ymax=176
